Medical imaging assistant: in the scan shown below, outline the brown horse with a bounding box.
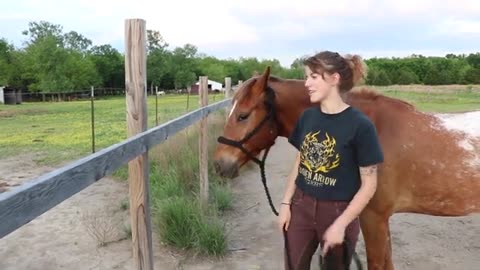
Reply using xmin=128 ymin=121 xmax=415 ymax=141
xmin=213 ymin=67 xmax=480 ymax=269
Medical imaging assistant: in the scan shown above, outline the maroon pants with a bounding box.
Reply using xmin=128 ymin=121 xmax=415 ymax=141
xmin=284 ymin=188 xmax=360 ymax=270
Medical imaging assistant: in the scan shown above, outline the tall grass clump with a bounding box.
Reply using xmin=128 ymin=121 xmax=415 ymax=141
xmin=147 ymin=110 xmax=233 ymax=257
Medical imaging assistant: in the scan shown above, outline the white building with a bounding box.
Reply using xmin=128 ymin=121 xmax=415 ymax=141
xmin=194 ymin=79 xmax=223 ymax=91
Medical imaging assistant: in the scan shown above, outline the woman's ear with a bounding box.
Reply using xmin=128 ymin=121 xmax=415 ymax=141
xmin=325 ymin=72 xmax=340 ymax=86
xmin=332 ymin=73 xmax=341 ymax=84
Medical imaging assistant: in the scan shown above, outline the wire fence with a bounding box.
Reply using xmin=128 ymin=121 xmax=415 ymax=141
xmin=0 ymin=85 xmax=230 ymax=166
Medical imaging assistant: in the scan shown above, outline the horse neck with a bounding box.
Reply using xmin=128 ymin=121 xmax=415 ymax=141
xmin=271 ymin=80 xmax=312 ymax=137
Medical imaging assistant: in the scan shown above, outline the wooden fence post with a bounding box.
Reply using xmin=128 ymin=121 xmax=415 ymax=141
xmin=124 ymin=18 xmax=154 ymax=270
xmin=155 ymin=86 xmax=158 ymax=126
xmin=224 ymin=77 xmax=232 ymax=121
xmin=186 ymin=85 xmax=191 ymax=112
xmin=199 ymin=76 xmax=209 ymax=209
xmin=91 ymin=86 xmax=95 ymax=153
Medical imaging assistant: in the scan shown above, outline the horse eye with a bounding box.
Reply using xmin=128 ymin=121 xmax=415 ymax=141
xmin=237 ymin=113 xmax=249 ymax=122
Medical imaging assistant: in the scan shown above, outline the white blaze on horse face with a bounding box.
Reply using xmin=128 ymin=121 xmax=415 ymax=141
xmin=229 ymin=100 xmax=238 ymax=118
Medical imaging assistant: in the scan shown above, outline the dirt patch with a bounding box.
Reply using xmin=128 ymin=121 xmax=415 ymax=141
xmin=0 ymin=181 xmax=8 ymax=192
xmin=0 ymin=112 xmax=479 ymax=270
xmin=0 ymin=153 xmax=53 ymax=193
xmin=0 ymin=108 xmax=49 ymax=118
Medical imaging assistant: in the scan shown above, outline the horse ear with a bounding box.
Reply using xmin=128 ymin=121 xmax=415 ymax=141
xmin=252 ymin=66 xmax=271 ymax=95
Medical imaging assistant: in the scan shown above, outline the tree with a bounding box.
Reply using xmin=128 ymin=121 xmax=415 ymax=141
xmin=195 ymin=56 xmax=226 ymax=82
xmin=145 ymin=30 xmax=170 ymax=90
xmin=147 ymin=30 xmax=168 ymax=52
xmin=147 ymin=49 xmax=170 ymax=90
xmin=23 ymin=34 xmax=100 ymax=92
xmin=0 ymin=38 xmax=13 ymax=85
xmin=22 ymin=21 xmax=64 ymax=45
xmin=88 ymin=45 xmax=124 ymax=88
xmin=370 ymin=70 xmax=391 ymax=86
xmin=395 ymin=68 xmax=419 ymax=85
xmin=174 ymin=70 xmax=196 ymax=89
xmin=64 ymin=31 xmax=92 ymax=52
xmin=463 ymin=67 xmax=480 ymax=84
xmin=169 ymin=44 xmax=198 ymax=89
xmin=466 ymin=53 xmax=480 ymax=68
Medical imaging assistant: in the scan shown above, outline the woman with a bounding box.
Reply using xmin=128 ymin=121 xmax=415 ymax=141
xmin=278 ymin=51 xmax=384 ymax=269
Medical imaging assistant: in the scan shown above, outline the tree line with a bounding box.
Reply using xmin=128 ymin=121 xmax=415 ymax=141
xmin=365 ymin=54 xmax=480 ymax=85
xmin=0 ymin=21 xmax=479 ymax=93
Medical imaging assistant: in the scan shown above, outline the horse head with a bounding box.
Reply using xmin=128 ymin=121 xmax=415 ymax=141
xmin=214 ymin=66 xmax=280 ymax=178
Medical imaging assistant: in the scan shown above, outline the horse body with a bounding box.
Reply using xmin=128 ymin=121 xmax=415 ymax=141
xmin=214 ymin=67 xmax=480 ymax=269
xmin=346 ymin=92 xmax=480 ymax=216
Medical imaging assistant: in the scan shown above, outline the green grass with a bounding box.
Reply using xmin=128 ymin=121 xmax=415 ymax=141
xmin=155 ymin=196 xmax=227 ymax=256
xmin=114 ymin=112 xmax=233 ymax=257
xmin=0 ymin=93 xmax=224 ymax=164
xmin=156 ymin=197 xmax=202 ymax=249
xmin=211 ymin=182 xmax=234 ymax=213
xmin=374 ymin=87 xmax=480 ymax=113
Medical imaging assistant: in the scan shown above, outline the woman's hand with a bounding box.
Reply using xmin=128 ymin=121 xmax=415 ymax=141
xmin=277 ymin=204 xmax=291 ymax=231
xmin=322 ymin=221 xmax=346 ymax=256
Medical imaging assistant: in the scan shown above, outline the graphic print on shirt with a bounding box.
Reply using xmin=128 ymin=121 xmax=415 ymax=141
xmin=298 ymin=131 xmax=340 ymax=187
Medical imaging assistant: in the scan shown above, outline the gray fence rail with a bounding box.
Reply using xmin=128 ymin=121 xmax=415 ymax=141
xmin=0 ymin=98 xmax=231 ymax=238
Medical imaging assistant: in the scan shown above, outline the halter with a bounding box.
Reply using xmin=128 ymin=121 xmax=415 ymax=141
xmin=217 ymin=86 xmax=278 ymax=167
xmin=216 ymin=85 xmax=362 ymax=270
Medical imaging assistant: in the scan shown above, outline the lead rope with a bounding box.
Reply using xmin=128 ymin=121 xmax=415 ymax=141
xmin=256 ymin=147 xmax=294 ymax=269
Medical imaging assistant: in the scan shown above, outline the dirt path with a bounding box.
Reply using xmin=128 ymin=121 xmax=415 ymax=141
xmin=1 ymin=113 xmax=479 ymax=270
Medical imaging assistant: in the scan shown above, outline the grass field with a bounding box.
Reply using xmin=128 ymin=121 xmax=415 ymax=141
xmin=0 ymin=93 xmax=225 ymax=164
xmin=372 ymin=85 xmax=480 ymax=113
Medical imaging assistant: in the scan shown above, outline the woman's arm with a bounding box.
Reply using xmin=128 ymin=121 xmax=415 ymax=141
xmin=322 ymin=163 xmax=378 ymax=254
xmin=281 ymin=152 xmax=301 ymax=204
xmin=335 ymin=118 xmax=382 ymax=227
xmin=333 ymin=164 xmax=378 ymax=228
xmin=277 ymin=152 xmax=301 ymax=231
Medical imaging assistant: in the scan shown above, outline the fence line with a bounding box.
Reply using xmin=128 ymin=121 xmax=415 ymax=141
xmin=199 ymin=76 xmax=209 ymax=209
xmin=90 ymin=86 xmax=96 ymax=153
xmin=0 ymin=97 xmax=230 ymax=238
xmin=1 ymin=88 xmax=127 ymax=103
xmin=224 ymin=77 xmax=233 ymax=121
xmin=0 ymin=18 xmax=234 ymax=269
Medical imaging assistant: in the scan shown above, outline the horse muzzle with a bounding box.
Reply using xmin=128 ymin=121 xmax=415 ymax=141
xmin=213 ymin=158 xmax=239 ymax=179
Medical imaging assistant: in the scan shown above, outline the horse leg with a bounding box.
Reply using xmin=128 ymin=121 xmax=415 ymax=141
xmin=384 ymin=223 xmax=394 ymax=270
xmin=359 ymin=208 xmax=394 ymax=270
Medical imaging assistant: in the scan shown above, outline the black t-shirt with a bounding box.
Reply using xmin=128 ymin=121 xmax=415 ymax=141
xmin=288 ymin=106 xmax=384 ymax=201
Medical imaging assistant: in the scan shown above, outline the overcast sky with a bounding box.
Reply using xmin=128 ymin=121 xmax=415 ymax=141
xmin=1 ymin=0 xmax=479 ymax=67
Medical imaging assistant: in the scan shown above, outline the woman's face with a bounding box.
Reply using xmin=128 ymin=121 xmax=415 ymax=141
xmin=304 ymin=65 xmax=339 ymax=103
